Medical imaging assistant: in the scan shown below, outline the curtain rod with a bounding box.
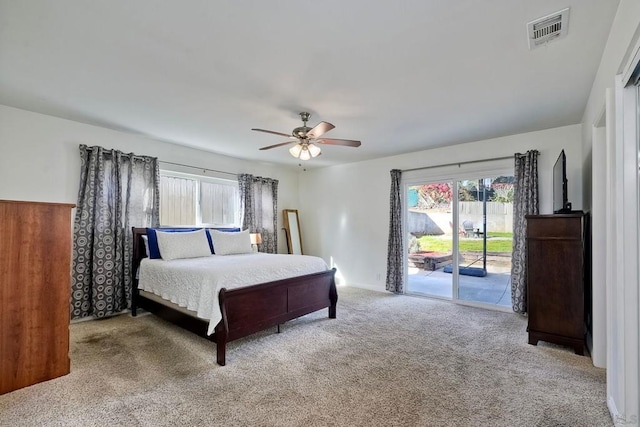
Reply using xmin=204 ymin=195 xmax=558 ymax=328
xmin=402 ymin=155 xmax=515 ymax=173
xmin=159 ymin=160 xmax=237 ymax=177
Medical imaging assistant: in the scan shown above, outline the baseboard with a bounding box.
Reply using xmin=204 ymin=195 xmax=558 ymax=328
xmin=343 ymin=282 xmax=388 ymax=293
xmin=608 ymin=396 xmax=620 ymax=426
xmin=607 ymin=395 xmax=634 ymax=426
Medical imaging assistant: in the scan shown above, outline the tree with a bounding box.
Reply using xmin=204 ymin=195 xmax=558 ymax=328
xmin=417 ymin=183 xmax=452 ymax=209
xmin=458 ymin=180 xmax=476 ymax=201
xmin=491 ymin=182 xmax=514 ymax=203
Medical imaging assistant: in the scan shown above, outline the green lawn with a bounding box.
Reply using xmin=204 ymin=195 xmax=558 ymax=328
xmin=486 ymin=232 xmax=512 ymax=238
xmin=416 ymin=232 xmax=513 ymax=253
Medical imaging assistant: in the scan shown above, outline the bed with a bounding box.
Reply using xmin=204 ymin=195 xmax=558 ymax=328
xmin=131 ymin=227 xmax=337 ymax=366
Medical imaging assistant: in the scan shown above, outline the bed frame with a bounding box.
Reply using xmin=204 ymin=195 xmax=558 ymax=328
xmin=130 ymin=227 xmax=338 ymax=366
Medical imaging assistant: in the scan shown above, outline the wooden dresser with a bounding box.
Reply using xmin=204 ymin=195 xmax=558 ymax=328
xmin=525 ymin=213 xmax=585 ymax=355
xmin=0 ymin=200 xmax=75 ymax=394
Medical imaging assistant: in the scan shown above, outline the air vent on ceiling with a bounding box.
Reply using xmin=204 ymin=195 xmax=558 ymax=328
xmin=527 ymin=8 xmax=570 ymax=50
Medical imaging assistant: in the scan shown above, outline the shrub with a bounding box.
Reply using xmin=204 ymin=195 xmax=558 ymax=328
xmin=408 ymin=234 xmax=420 ymax=253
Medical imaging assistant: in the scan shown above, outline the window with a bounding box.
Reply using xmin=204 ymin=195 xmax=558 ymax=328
xmin=159 ymin=171 xmax=239 ymax=227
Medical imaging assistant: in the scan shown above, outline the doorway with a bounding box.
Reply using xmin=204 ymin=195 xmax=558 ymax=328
xmin=405 ymin=175 xmax=514 ymax=310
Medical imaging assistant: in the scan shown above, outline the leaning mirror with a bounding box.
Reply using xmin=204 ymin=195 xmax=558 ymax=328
xmin=283 ymin=209 xmax=303 ymax=254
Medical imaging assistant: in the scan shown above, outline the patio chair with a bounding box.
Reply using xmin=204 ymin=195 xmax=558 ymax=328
xmin=462 ymin=220 xmax=474 ymax=238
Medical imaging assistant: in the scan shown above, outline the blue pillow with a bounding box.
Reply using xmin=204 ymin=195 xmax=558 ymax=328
xmin=146 ymin=227 xmax=241 ymax=258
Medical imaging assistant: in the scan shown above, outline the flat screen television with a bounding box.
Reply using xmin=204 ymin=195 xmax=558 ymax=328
xmin=553 ymin=149 xmax=571 ymax=213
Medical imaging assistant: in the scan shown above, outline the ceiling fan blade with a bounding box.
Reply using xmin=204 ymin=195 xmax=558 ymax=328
xmin=252 ymin=128 xmax=293 ymax=138
xmin=306 ymin=121 xmax=335 ymax=139
xmin=316 ymin=138 xmax=361 ymax=147
xmin=259 ymin=140 xmax=298 ymax=150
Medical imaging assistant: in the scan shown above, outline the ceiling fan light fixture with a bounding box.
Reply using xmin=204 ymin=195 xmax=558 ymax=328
xmin=299 ymin=147 xmax=311 ymax=161
xmin=308 ymin=143 xmax=321 ymax=158
xmin=254 ymin=112 xmax=361 ymax=160
xmin=289 ymin=144 xmax=303 ymax=158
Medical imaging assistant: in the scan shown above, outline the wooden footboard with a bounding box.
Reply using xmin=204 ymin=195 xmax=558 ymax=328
xmin=215 ymin=268 xmax=337 ymax=365
xmin=130 ymin=227 xmax=337 ymax=366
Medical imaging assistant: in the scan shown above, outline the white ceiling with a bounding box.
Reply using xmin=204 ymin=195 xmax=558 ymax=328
xmin=0 ymin=1 xmax=619 ymax=168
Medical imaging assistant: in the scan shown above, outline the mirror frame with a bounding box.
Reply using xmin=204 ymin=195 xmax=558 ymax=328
xmin=283 ymin=209 xmax=303 ymax=255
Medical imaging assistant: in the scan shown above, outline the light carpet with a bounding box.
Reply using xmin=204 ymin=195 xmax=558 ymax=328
xmin=0 ymin=287 xmax=611 ymax=426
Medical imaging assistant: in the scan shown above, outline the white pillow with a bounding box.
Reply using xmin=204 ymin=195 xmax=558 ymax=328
xmin=141 ymin=235 xmax=150 ymax=257
xmin=155 ymin=229 xmax=212 ymax=261
xmin=210 ymin=229 xmax=252 ymax=255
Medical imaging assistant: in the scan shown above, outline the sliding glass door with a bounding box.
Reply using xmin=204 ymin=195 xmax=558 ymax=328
xmin=456 ymin=178 xmax=513 ymax=308
xmin=406 ymin=181 xmax=455 ymax=299
xmin=405 ymin=174 xmax=514 ymax=310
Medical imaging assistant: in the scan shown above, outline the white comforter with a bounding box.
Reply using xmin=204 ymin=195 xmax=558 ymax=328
xmin=138 ymin=253 xmax=329 ymax=335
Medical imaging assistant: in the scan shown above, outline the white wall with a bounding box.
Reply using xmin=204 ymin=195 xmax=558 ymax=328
xmin=0 ymin=104 xmax=300 ymax=254
xmin=580 ymin=0 xmax=640 ymax=419
xmin=299 ymin=124 xmax=582 ymax=291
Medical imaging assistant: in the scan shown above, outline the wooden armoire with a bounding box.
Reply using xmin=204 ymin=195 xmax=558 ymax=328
xmin=525 ymin=213 xmax=586 ymax=355
xmin=0 ymin=200 xmax=75 ymax=394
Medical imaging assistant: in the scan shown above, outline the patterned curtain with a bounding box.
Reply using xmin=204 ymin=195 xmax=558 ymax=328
xmin=511 ymin=150 xmax=539 ymax=314
xmin=238 ymin=173 xmax=278 ymax=253
xmin=386 ymin=169 xmax=404 ymax=293
xmin=71 ymin=145 xmax=160 ymax=319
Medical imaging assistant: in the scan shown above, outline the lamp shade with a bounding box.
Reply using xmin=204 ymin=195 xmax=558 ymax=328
xmin=308 ymin=143 xmax=321 ymax=157
xmin=299 ymin=147 xmax=311 ymax=161
xmin=250 ymin=233 xmax=262 ymax=245
xmin=289 ymin=144 xmax=302 ymax=158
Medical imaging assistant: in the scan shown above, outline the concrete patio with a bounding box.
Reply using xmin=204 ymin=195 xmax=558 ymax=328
xmin=406 ymin=254 xmax=512 ymax=308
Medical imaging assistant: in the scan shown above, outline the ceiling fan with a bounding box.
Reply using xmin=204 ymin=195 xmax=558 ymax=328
xmin=252 ymin=112 xmax=361 ymax=160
